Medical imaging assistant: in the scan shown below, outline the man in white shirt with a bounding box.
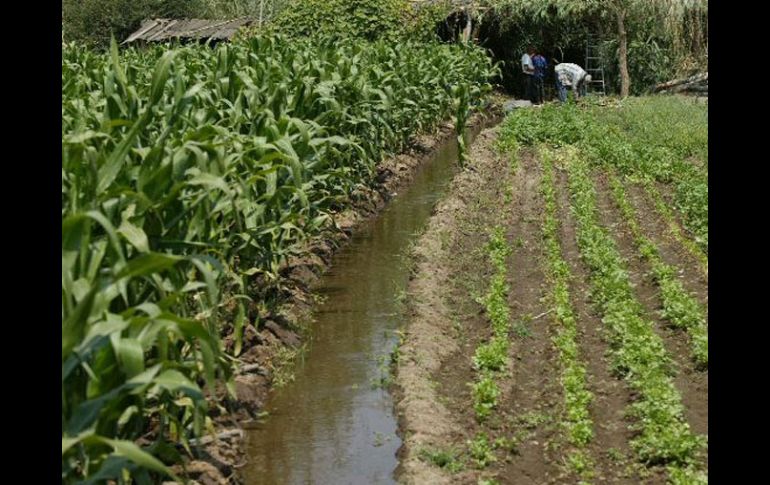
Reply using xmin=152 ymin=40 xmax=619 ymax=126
xmin=521 ymin=46 xmax=536 ymax=102
xmin=554 ymin=62 xmax=592 ymax=102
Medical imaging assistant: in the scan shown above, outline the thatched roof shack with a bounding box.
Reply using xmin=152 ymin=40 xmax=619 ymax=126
xmin=122 ymin=18 xmax=255 ymax=45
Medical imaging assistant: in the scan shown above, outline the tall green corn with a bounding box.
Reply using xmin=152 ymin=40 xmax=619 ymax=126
xmin=62 ymin=34 xmax=496 ymax=482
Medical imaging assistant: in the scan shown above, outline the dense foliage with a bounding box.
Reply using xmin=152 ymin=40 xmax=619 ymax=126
xmin=62 ymin=34 xmax=495 ymax=482
xmin=269 ymin=0 xmax=405 ymax=41
xmin=476 ymin=0 xmax=707 ymax=95
xmin=62 ymin=0 xmax=209 ymax=47
xmin=62 ymin=0 xmax=449 ymax=47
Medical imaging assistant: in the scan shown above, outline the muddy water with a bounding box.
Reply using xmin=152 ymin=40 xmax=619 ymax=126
xmin=242 ymin=124 xmax=486 ymax=485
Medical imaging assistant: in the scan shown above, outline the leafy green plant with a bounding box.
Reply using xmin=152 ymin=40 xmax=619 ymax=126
xmin=667 ymin=463 xmax=708 ymax=485
xmin=473 ymin=337 xmax=509 ymax=372
xmin=419 ymin=446 xmax=465 ymax=472
xmin=472 ymin=374 xmax=501 ymax=422
xmin=566 ymin=450 xmax=595 ymax=479
xmin=565 ymin=154 xmax=706 ymax=477
xmin=608 ymin=173 xmax=707 ymax=367
xmin=468 ymin=227 xmax=513 ymax=422
xmin=468 ymin=432 xmax=497 ymax=468
xmin=500 ymin=97 xmax=707 ymax=253
xmin=62 ymin=33 xmax=496 ymax=481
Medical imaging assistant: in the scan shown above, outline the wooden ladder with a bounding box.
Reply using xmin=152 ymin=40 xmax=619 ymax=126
xmin=585 ymin=42 xmax=607 ymax=96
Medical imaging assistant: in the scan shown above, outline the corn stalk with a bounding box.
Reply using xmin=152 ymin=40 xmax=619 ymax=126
xmin=62 ymin=33 xmax=496 ymax=482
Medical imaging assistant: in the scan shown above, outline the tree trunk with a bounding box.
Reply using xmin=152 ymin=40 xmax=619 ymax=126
xmin=617 ymin=8 xmax=630 ymax=97
xmin=463 ymin=10 xmax=472 ymax=43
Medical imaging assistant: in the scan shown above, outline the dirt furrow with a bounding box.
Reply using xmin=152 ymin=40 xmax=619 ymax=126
xmin=553 ymin=168 xmax=646 ymax=485
xmin=495 ymin=150 xmax=563 ymax=484
xmin=592 ymin=173 xmax=708 ymax=443
xmin=626 ymin=181 xmax=708 ymax=306
xmin=395 ymin=126 xmax=514 ymax=484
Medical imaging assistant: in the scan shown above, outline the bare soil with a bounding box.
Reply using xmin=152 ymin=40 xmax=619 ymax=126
xmin=396 ymin=144 xmax=708 ymax=484
xmin=593 ymin=173 xmax=708 ymax=437
xmin=553 ymin=168 xmax=644 ymax=484
xmin=394 ymin=125 xmax=515 ymax=484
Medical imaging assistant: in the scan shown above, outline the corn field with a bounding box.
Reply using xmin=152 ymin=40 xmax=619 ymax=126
xmin=61 ymin=34 xmax=496 ymax=482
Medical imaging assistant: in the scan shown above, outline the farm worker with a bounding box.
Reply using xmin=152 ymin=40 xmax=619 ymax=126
xmin=554 ymin=62 xmax=592 ymax=103
xmin=521 ymin=46 xmax=536 ymax=103
xmin=532 ymin=50 xmax=548 ymax=104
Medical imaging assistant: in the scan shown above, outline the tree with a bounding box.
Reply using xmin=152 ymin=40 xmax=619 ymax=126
xmin=610 ymin=0 xmax=631 ymax=97
xmin=481 ymin=0 xmax=707 ymax=96
xmin=606 ymin=0 xmax=707 ymax=96
xmin=61 ymin=0 xmax=293 ymax=46
xmin=62 ymin=0 xmax=207 ymax=46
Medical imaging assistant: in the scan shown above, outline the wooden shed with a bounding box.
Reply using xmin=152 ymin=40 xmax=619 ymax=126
xmin=122 ymin=18 xmax=256 ymax=45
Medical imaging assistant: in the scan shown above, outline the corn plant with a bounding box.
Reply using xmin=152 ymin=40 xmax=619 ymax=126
xmin=62 ymin=34 xmax=496 ymax=482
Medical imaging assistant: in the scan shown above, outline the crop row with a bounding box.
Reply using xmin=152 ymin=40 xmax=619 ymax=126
xmin=566 ymin=154 xmax=706 ymax=483
xmin=608 ymin=174 xmax=708 ymax=368
xmin=62 ymin=35 xmax=496 ymax=482
xmin=471 ymin=227 xmax=512 ymax=422
xmin=538 ymin=146 xmax=596 ymax=481
xmin=642 ymin=179 xmax=708 ymax=277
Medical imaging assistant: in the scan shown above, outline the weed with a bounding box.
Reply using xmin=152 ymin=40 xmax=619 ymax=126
xmin=512 ymin=322 xmax=532 ymax=338
xmin=478 ymin=479 xmax=500 ymax=485
xmin=272 ymin=346 xmax=302 ymax=388
xmin=606 ymin=448 xmax=625 ymax=462
xmin=503 ymin=186 xmax=514 ymax=205
xmin=419 ymin=447 xmax=464 ymax=473
xmin=494 ymin=436 xmax=520 ymax=455
xmin=468 ymin=433 xmax=497 ymax=468
xmin=517 ymin=411 xmax=551 ymax=430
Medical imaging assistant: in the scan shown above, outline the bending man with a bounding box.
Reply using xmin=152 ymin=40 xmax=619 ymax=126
xmin=554 ymin=63 xmax=592 ymax=102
